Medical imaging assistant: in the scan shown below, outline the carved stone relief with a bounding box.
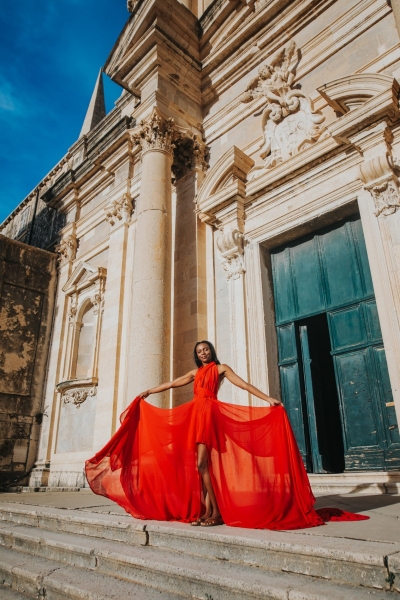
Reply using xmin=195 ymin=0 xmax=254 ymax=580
xmin=359 ymin=155 xmax=400 ymax=217
xmin=131 ymin=109 xmax=178 ymax=155
xmin=56 ymin=234 xmax=77 ymax=266
xmin=172 ymin=136 xmax=209 ymax=180
xmin=216 ymin=229 xmax=245 ymax=280
xmin=104 ymin=193 xmax=133 ymax=225
xmin=242 ymin=42 xmax=325 ymax=169
xmin=62 ymin=386 xmax=97 ymax=408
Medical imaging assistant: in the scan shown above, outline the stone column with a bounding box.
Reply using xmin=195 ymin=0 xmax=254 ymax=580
xmin=127 ymin=109 xmax=176 ymax=407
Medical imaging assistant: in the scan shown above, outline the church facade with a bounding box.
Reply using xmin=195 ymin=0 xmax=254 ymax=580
xmin=2 ymin=0 xmax=400 ymax=489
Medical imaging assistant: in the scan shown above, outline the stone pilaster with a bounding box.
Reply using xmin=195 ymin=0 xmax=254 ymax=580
xmin=127 ymin=109 xmax=178 ymax=407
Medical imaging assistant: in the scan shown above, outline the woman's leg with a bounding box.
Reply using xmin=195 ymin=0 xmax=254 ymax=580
xmin=197 ymin=443 xmax=221 ymax=521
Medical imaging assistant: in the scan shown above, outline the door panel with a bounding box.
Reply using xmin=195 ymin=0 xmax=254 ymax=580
xmin=364 ymin=300 xmax=382 ymax=343
xmin=319 ymin=224 xmax=364 ymax=308
xmin=299 ymin=325 xmax=323 ymax=473
xmin=328 ymin=304 xmax=365 ymax=352
xmin=350 ymin=218 xmax=374 ymax=296
xmin=290 ymin=238 xmax=325 ymax=317
xmin=272 ymin=249 xmax=295 ymax=324
xmin=333 ymin=348 xmax=385 ymax=470
xmin=277 ymin=323 xmax=309 ymax=467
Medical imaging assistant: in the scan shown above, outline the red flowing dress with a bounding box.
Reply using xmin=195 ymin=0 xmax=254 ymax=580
xmin=85 ymin=362 xmax=367 ymax=530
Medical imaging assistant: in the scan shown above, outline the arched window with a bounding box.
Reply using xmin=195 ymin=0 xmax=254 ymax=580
xmin=75 ymin=302 xmax=96 ymax=380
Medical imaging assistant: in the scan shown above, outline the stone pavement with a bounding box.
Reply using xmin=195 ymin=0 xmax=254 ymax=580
xmin=0 ymin=489 xmax=399 ymax=598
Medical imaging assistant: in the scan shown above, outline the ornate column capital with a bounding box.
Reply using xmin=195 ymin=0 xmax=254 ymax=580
xmin=55 ymin=233 xmax=77 ymax=266
xmin=131 ymin=108 xmax=179 ymax=156
xmin=359 ymin=155 xmax=400 ymax=217
xmin=104 ymin=193 xmax=133 ymax=226
xmin=216 ymin=229 xmax=246 ymax=280
xmin=172 ymin=135 xmax=209 ymax=181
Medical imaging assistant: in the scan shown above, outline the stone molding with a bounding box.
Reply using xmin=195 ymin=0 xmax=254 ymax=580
xmin=61 ymin=386 xmax=97 ymax=409
xmin=131 ymin=108 xmax=178 ymax=156
xmin=359 ymin=155 xmax=400 ymax=217
xmin=104 ymin=193 xmax=133 ymax=226
xmin=216 ymin=229 xmax=245 ymax=280
xmin=55 ymin=234 xmax=77 ymax=266
xmin=242 ymin=41 xmax=325 ymax=169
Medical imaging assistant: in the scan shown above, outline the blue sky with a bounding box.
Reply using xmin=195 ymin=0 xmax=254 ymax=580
xmin=0 ymin=0 xmax=128 ymax=223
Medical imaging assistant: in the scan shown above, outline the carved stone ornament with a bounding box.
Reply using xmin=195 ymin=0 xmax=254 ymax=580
xmin=62 ymin=386 xmax=97 ymax=408
xmin=69 ymin=297 xmax=78 ymax=322
xmin=91 ymin=291 xmax=105 ymax=315
xmin=104 ymin=193 xmax=133 ymax=225
xmin=172 ymin=136 xmax=209 ymax=180
xmin=359 ymin=155 xmax=400 ymax=217
xmin=216 ymin=229 xmax=245 ymax=280
xmin=55 ymin=234 xmax=77 ymax=265
xmin=131 ymin=109 xmax=179 ymax=156
xmin=242 ymin=42 xmax=325 ymax=168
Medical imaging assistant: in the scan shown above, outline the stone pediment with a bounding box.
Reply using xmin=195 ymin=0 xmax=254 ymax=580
xmin=62 ymin=262 xmax=107 ymax=295
xmin=318 ymin=73 xmax=396 ymax=115
xmin=195 ymin=146 xmax=254 ymax=219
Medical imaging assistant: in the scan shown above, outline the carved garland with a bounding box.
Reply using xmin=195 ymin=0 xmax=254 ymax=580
xmin=62 ymin=386 xmax=97 ymax=408
xmin=104 ymin=193 xmax=133 ymax=225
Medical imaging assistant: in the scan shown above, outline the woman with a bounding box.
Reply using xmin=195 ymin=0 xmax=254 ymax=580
xmin=86 ymin=341 xmax=367 ymax=530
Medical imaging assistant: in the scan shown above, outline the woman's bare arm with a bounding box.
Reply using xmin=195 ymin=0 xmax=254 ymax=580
xmin=219 ymin=364 xmax=282 ymax=406
xmin=139 ymin=370 xmax=197 ymax=398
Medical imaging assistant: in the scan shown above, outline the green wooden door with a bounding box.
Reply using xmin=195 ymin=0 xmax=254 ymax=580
xmin=272 ymin=216 xmax=400 ymax=471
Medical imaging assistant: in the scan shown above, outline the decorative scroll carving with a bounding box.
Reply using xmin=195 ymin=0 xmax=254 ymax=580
xmin=62 ymin=386 xmax=97 ymax=408
xmin=216 ymin=229 xmax=245 ymax=280
xmin=91 ymin=291 xmax=105 ymax=315
xmin=359 ymin=155 xmax=400 ymax=217
xmin=131 ymin=109 xmax=178 ymax=155
xmin=55 ymin=234 xmax=77 ymax=265
xmin=172 ymin=136 xmax=209 ymax=180
xmin=104 ymin=193 xmax=133 ymax=225
xmin=242 ymin=42 xmax=325 ymax=169
xmin=68 ymin=297 xmax=78 ymax=322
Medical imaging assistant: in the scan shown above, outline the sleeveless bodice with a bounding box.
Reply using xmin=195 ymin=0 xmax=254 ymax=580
xmin=193 ymin=361 xmax=219 ymax=398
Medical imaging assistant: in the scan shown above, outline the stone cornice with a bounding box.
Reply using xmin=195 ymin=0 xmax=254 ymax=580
xmin=41 ymin=117 xmax=134 ymax=208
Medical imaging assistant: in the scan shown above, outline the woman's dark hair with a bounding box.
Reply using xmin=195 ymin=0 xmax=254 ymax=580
xmin=193 ymin=340 xmax=221 ymax=368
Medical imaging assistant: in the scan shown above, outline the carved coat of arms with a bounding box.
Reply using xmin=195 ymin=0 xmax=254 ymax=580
xmin=242 ymin=42 xmax=325 ymax=169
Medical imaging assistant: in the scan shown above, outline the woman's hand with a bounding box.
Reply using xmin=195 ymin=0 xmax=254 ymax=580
xmin=268 ymin=397 xmax=283 ymax=406
xmin=138 ymin=390 xmax=151 ymax=399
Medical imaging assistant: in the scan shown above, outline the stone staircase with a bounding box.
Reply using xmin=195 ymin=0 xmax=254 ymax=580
xmin=0 ymin=502 xmax=399 ymax=599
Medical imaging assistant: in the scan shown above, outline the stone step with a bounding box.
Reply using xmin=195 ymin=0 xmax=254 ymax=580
xmin=0 ymin=521 xmax=396 ymax=599
xmin=0 ymin=587 xmax=32 ymax=599
xmin=0 ymin=546 xmax=184 ymax=600
xmin=0 ymin=503 xmax=399 ymax=592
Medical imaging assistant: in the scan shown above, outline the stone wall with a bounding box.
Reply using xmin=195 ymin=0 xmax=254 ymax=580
xmin=0 ymin=235 xmax=56 ymax=488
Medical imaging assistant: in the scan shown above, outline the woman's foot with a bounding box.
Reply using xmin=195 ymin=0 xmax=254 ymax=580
xmin=190 ymin=512 xmax=211 ymax=526
xmin=200 ymin=513 xmax=223 ymax=527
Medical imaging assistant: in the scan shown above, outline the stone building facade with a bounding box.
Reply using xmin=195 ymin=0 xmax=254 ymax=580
xmin=2 ymin=0 xmax=400 ymax=488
